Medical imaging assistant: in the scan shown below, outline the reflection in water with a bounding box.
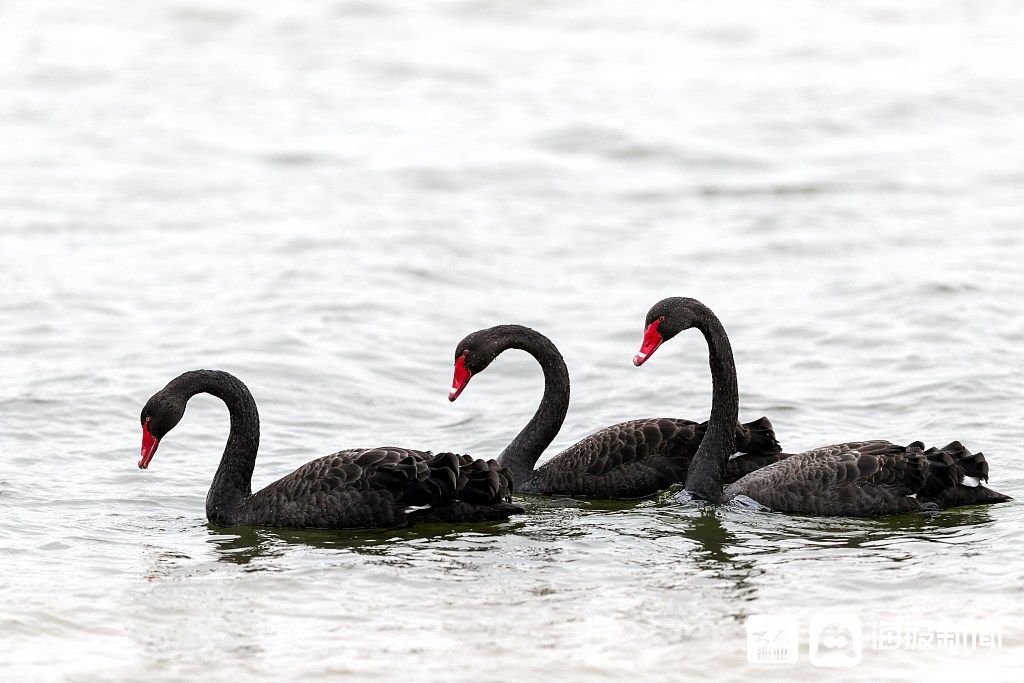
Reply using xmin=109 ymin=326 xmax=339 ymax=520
xmin=208 ymin=526 xmax=282 ymax=566
xmin=666 ymin=505 xmax=764 ymax=612
xmin=745 ymin=505 xmax=1003 ymax=553
xmin=645 ymin=496 xmax=1007 ymax=622
xmin=206 ymin=493 xmax=646 ymax=566
xmin=205 ymin=516 xmax=529 ymax=565
xmin=642 ymin=497 xmax=766 ymax=612
xmin=686 ymin=507 xmax=746 ymax=566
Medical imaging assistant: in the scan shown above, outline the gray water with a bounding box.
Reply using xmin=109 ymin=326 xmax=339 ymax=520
xmin=2 ymin=1 xmax=1023 ymax=680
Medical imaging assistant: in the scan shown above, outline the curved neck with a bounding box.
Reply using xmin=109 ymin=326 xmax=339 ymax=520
xmin=683 ymin=305 xmax=739 ymax=502
xmin=168 ymin=370 xmax=260 ymax=524
xmin=493 ymin=326 xmax=570 ymax=487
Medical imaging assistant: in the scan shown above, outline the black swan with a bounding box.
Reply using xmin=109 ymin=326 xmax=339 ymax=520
xmin=448 ymin=325 xmax=784 ymax=499
xmin=634 ymin=297 xmax=1011 ymax=516
xmin=138 ymin=370 xmax=523 ymax=529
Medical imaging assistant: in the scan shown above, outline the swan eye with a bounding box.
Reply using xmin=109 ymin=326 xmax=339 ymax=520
xmin=461 ymin=350 xmax=469 ymax=358
xmin=658 ymin=316 xmax=665 ymax=322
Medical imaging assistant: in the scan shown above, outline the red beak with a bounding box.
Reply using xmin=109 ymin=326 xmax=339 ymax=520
xmin=633 ymin=320 xmax=664 ymax=366
xmin=139 ymin=422 xmax=159 ymax=469
xmin=449 ymin=355 xmax=472 ymax=401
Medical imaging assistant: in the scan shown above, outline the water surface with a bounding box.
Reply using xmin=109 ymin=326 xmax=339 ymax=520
xmin=1 ymin=1 xmax=1023 ymax=680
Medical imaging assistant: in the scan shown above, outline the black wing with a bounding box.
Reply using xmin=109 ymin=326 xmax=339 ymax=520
xmin=239 ymin=447 xmax=519 ymax=529
xmin=528 ymin=416 xmax=782 ymax=499
xmin=726 ymin=440 xmax=1008 ymax=517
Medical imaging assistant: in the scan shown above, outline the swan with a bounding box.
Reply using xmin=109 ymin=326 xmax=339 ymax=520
xmin=634 ymin=297 xmax=1011 ymax=516
xmin=448 ymin=324 xmax=784 ymax=498
xmin=138 ymin=370 xmax=522 ymax=528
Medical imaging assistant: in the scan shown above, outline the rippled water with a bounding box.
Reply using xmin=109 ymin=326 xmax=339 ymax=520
xmin=2 ymin=0 xmax=1023 ymax=680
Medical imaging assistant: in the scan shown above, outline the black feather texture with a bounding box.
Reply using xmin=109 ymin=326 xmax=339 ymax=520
xmin=722 ymin=440 xmax=1010 ymax=517
xmin=643 ymin=297 xmax=1012 ymax=516
xmin=139 ymin=370 xmax=522 ymax=530
xmin=453 ymin=325 xmax=784 ymax=499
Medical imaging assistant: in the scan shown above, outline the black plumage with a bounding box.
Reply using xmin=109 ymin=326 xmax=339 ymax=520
xmin=524 ymin=416 xmax=784 ymax=498
xmin=638 ymin=297 xmax=1011 ymax=517
xmin=725 ymin=440 xmax=1009 ymax=517
xmin=449 ymin=325 xmax=784 ymax=499
xmin=138 ymin=370 xmax=522 ymax=529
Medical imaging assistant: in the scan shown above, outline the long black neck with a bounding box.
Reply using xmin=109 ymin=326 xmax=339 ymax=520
xmin=168 ymin=370 xmax=260 ymax=524
xmin=492 ymin=326 xmax=570 ymax=487
xmin=683 ymin=304 xmax=739 ymax=502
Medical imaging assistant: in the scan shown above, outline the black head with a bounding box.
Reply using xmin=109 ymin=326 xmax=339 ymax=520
xmin=138 ymin=390 xmax=187 ymax=469
xmin=633 ymin=297 xmax=705 ymax=366
xmin=448 ymin=325 xmax=525 ymax=401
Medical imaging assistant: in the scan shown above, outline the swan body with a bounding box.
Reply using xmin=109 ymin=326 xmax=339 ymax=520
xmin=517 ymin=416 xmax=782 ymax=498
xmin=724 ymin=439 xmax=1008 ymax=516
xmin=636 ymin=297 xmax=1011 ymax=516
xmin=229 ymin=447 xmax=521 ymax=528
xmin=138 ymin=370 xmax=521 ymax=529
xmin=449 ymin=325 xmax=783 ymax=499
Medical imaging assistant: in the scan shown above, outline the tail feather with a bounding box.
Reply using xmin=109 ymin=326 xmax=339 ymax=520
xmin=736 ymin=416 xmax=782 ymax=455
xmin=415 ymin=454 xmax=522 ymax=523
xmin=453 ymin=456 xmax=516 ymax=505
xmin=933 ymin=440 xmax=989 ymax=482
xmin=908 ymin=444 xmax=958 ymax=498
xmin=396 ymin=452 xmax=461 ymax=506
xmin=914 ymin=442 xmax=1010 ymax=507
